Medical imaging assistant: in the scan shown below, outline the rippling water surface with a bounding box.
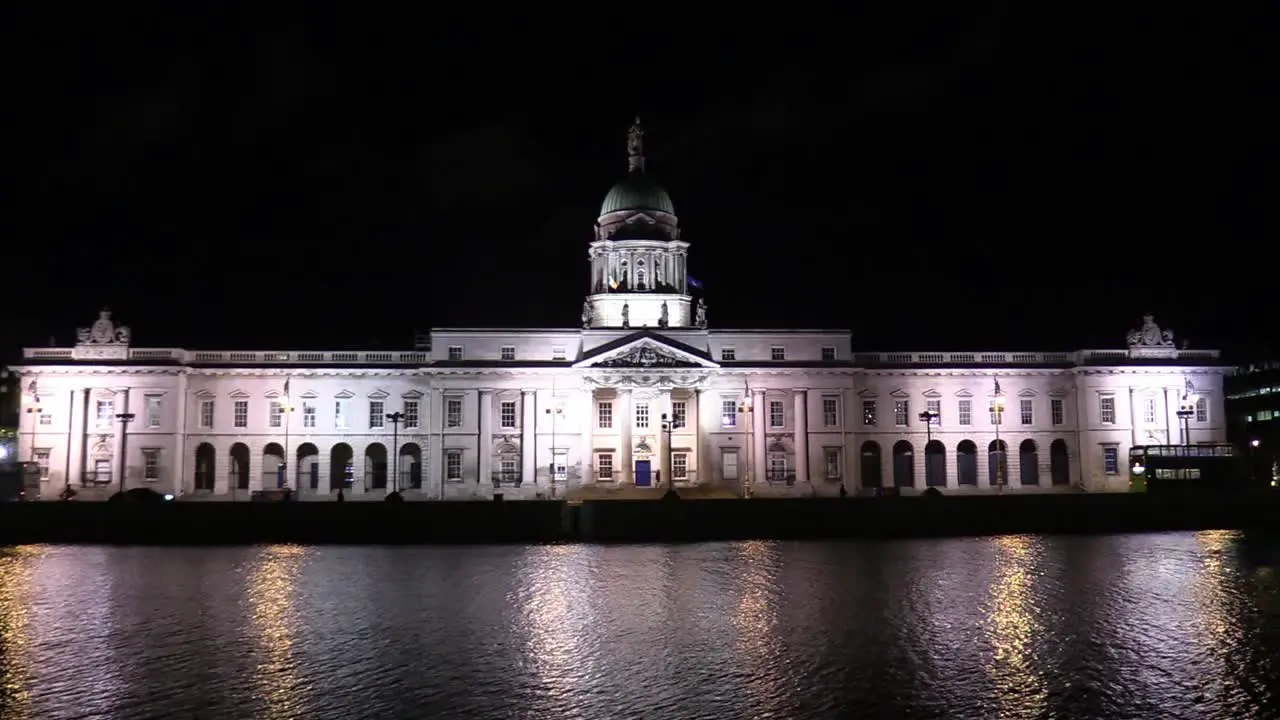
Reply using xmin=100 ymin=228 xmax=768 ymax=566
xmin=3 ymin=532 xmax=1280 ymax=719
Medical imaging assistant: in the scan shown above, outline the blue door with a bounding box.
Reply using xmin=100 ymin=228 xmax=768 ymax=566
xmin=635 ymin=460 xmax=651 ymax=487
xmin=309 ymin=463 xmax=319 ymax=489
xmin=277 ymin=463 xmax=287 ymax=488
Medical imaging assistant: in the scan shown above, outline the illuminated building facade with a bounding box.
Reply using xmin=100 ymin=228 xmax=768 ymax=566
xmin=11 ymin=121 xmax=1230 ymax=500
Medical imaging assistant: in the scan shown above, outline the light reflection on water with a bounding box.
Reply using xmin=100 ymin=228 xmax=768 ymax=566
xmin=2 ymin=533 xmax=1280 ymax=719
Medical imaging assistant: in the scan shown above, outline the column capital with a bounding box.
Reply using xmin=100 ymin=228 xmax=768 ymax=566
xmin=793 ymin=387 xmax=809 ymax=393
xmin=520 ymin=388 xmax=536 ymax=395
xmin=752 ymin=387 xmax=767 ymax=396
xmin=479 ymin=388 xmax=495 ymax=395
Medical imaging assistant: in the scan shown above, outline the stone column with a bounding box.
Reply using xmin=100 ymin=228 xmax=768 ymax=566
xmin=752 ymin=389 xmax=766 ymax=484
xmin=658 ymin=389 xmax=672 ymax=486
xmin=479 ymin=389 xmax=493 ymax=488
xmin=793 ymin=389 xmax=809 ymax=485
xmin=111 ymin=388 xmax=131 ymax=490
xmin=620 ymin=389 xmax=633 ymax=485
xmin=521 ymin=389 xmax=536 ymax=488
xmin=174 ymin=374 xmax=188 ymax=497
xmin=67 ymin=388 xmax=86 ymax=487
xmin=695 ymin=388 xmax=710 ymax=484
xmin=578 ymin=386 xmax=594 ymax=484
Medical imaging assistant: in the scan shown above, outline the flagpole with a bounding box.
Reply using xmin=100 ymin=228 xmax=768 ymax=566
xmin=282 ymin=377 xmax=292 ymax=492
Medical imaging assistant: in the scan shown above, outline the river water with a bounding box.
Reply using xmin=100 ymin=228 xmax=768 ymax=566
xmin=2 ymin=532 xmax=1279 ymax=719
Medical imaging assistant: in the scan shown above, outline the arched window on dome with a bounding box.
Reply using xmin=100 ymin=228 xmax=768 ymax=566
xmin=636 ymin=269 xmax=646 ymax=291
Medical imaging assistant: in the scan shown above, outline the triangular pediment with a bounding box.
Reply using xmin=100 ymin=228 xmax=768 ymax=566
xmin=263 ymin=389 xmax=282 ymax=398
xmin=193 ymin=389 xmax=215 ymax=398
xmin=624 ymin=213 xmax=656 ymax=225
xmin=954 ymin=388 xmax=974 ymax=398
xmin=401 ymin=389 xmax=425 ymax=399
xmin=922 ymin=388 xmax=942 ymax=399
xmin=888 ymin=388 xmax=910 ymax=399
xmin=299 ymin=390 xmax=319 ymax=399
xmin=368 ymin=389 xmax=390 ymax=399
xmin=574 ymin=331 xmax=718 ymax=369
xmin=857 ymin=388 xmax=878 ymax=398
xmin=229 ymin=389 xmax=250 ymax=399
xmin=334 ymin=389 xmax=355 ymax=399
xmin=1017 ymin=388 xmax=1038 ymax=398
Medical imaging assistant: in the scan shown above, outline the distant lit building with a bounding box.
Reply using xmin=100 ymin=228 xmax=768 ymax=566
xmin=1226 ymin=360 xmax=1280 ymax=484
xmin=12 ymin=121 xmax=1231 ymax=500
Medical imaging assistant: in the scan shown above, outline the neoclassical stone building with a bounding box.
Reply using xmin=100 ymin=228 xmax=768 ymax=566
xmin=12 ymin=121 xmax=1229 ymax=500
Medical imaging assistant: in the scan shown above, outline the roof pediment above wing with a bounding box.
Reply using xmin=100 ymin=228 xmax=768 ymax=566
xmin=573 ymin=330 xmax=718 ymax=369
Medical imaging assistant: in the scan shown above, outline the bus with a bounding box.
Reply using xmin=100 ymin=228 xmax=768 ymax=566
xmin=0 ymin=461 xmax=42 ymax=501
xmin=1128 ymin=444 xmax=1249 ymax=495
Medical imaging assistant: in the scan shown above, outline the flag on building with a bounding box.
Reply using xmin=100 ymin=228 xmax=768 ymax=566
xmin=687 ymin=276 xmax=704 ymax=290
xmin=27 ymin=380 xmax=38 ymax=402
xmin=284 ymin=377 xmax=291 ymax=397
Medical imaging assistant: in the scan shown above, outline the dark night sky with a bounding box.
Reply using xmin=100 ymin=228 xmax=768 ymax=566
xmin=2 ymin=6 xmax=1272 ymax=359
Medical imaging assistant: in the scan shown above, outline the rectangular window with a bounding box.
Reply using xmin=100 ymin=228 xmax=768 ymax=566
xmin=824 ymin=448 xmax=842 ymax=479
xmin=1020 ymin=399 xmax=1033 ymax=425
xmin=597 ymin=453 xmax=614 ymax=480
xmin=500 ymin=400 xmax=517 ymax=429
xmin=671 ymin=401 xmax=687 ymax=428
xmin=1195 ymin=397 xmax=1208 ymax=423
xmin=269 ymin=401 xmax=284 ymax=428
xmin=894 ymin=400 xmax=908 ymax=427
xmin=445 ymin=450 xmax=462 ymax=481
xmin=1103 ymin=446 xmax=1119 ymax=475
xmin=500 ymin=345 xmax=515 ymax=361
xmin=145 ymin=396 xmax=162 ymax=428
xmin=1142 ymin=398 xmax=1157 ymax=424
xmin=234 ymin=400 xmax=248 ymax=428
xmin=635 ymin=402 xmax=649 ymax=429
xmin=303 ymin=401 xmax=316 ymax=428
xmin=199 ymin=400 xmax=215 ymax=429
xmin=404 ymin=400 xmax=419 ymax=429
xmin=721 ymin=347 xmax=736 ymax=361
xmin=39 ymin=413 xmax=52 ymax=425
xmin=672 ymin=453 xmax=688 ymax=480
xmin=958 ymin=399 xmax=972 ymax=426
xmin=770 ymin=346 xmax=785 ymax=361
xmin=500 ymin=458 xmax=518 ymax=480
xmin=553 ymin=452 xmax=568 ymax=481
xmin=34 ymin=450 xmax=50 ymax=479
xmin=446 ymin=398 xmax=463 ymax=428
xmin=143 ymin=449 xmax=160 ymax=481
xmin=721 ymin=449 xmax=739 ymax=481
xmin=335 ymin=400 xmax=350 ymax=429
xmin=990 ymin=402 xmax=1005 ymax=426
xmin=769 ymin=400 xmax=784 ymax=428
xmin=369 ymin=400 xmax=385 ymax=429
xmin=822 ymin=396 xmax=839 ymax=427
xmin=448 ymin=345 xmax=464 ymax=361
xmin=821 ymin=346 xmax=836 ymax=361
xmin=926 ymin=399 xmax=941 ymax=425
xmin=1100 ymin=396 xmax=1116 ymax=424
xmin=769 ymin=455 xmax=787 ymax=481
xmin=1051 ymin=398 xmax=1064 ymax=426
xmin=96 ymin=400 xmax=115 ymax=426
xmin=597 ymin=401 xmax=613 ymax=429
xmin=722 ymin=399 xmax=737 ymax=427
xmin=862 ymin=400 xmax=877 ymax=426
xmin=552 ymin=346 xmax=566 ymax=361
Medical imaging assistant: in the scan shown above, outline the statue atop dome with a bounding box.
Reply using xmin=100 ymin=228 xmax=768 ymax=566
xmin=627 ymin=117 xmax=645 ymax=173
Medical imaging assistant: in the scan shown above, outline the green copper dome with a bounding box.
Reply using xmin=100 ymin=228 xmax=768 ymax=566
xmin=599 ymin=173 xmax=675 ymax=216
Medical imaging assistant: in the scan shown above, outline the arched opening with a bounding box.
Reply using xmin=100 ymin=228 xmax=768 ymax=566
xmin=400 ymin=442 xmax=423 ymax=490
xmin=766 ymin=441 xmax=792 ymax=485
xmin=365 ymin=443 xmax=388 ymax=490
xmin=988 ymin=439 xmax=1008 ymax=487
xmin=194 ymin=443 xmax=216 ymax=491
xmin=860 ymin=441 xmax=882 ymax=489
xmin=261 ymin=443 xmax=285 ymax=489
xmin=925 ymin=440 xmax=946 ymax=487
xmin=636 ymin=268 xmax=647 ymax=290
xmin=892 ymin=440 xmax=914 ymax=488
xmin=329 ymin=443 xmax=353 ymax=491
xmin=1019 ymin=439 xmax=1040 ymax=486
xmin=957 ymin=440 xmax=978 ymax=486
xmin=296 ymin=443 xmax=320 ymax=490
xmin=229 ymin=443 xmax=250 ymax=490
xmin=1050 ymin=439 xmax=1070 ymax=485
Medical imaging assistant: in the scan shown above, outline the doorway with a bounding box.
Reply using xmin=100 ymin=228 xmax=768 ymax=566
xmin=635 ymin=459 xmax=651 ymax=487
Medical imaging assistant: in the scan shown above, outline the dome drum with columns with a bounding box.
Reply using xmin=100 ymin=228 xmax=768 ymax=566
xmin=585 ymin=118 xmax=693 ymax=330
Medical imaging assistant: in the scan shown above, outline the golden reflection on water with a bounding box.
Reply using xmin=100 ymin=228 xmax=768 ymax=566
xmin=730 ymin=541 xmax=783 ymax=710
xmin=982 ymin=535 xmax=1047 ymax=719
xmin=1190 ymin=530 xmax=1242 ymax=698
xmin=0 ymin=546 xmax=42 ymax=720
xmin=247 ymin=544 xmax=307 ymax=720
xmin=518 ymin=544 xmax=594 ymax=710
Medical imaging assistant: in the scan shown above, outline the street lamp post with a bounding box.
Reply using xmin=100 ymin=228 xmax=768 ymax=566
xmin=919 ymin=409 xmax=939 ymax=487
xmin=25 ymin=403 xmax=43 ymax=463
xmin=545 ymin=404 xmax=563 ymax=499
xmin=661 ymin=412 xmax=678 ymax=500
xmin=115 ymin=412 xmax=136 ymax=496
xmin=386 ymin=411 xmax=405 ymax=493
xmin=738 ymin=388 xmax=755 ymax=499
xmin=1177 ymin=378 xmax=1197 ymax=446
xmin=992 ymin=380 xmax=1006 ymax=493
xmin=280 ymin=402 xmax=294 ymax=490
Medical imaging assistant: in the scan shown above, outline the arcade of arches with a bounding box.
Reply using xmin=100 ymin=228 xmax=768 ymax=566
xmin=859 ymin=437 xmax=1072 ymax=489
xmin=190 ymin=441 xmax=425 ymax=494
